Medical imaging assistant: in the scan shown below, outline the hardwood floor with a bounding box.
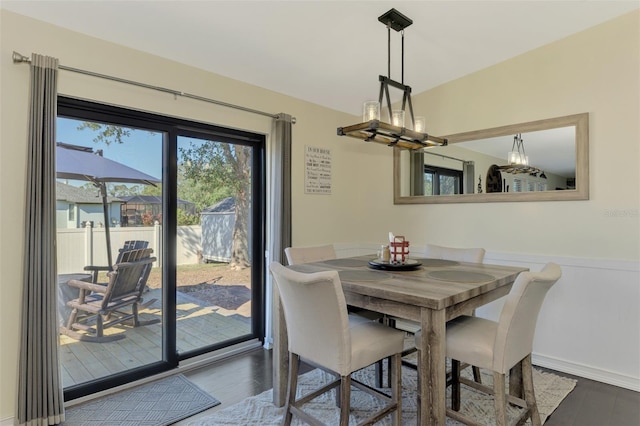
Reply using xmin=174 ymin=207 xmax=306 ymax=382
xmin=179 ymin=348 xmax=640 ymax=425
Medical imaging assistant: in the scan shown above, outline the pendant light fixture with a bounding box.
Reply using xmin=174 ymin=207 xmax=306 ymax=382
xmin=337 ymin=9 xmax=447 ymax=150
xmin=507 ymin=133 xmax=529 ymax=166
xmin=499 ymin=133 xmax=541 ymax=174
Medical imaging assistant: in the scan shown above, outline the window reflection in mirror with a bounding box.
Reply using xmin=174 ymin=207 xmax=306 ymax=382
xmin=394 ymin=113 xmax=589 ymax=204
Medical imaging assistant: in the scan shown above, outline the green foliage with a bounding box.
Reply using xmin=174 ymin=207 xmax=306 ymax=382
xmin=177 ymin=208 xmax=200 ymax=226
xmin=108 ymin=183 xmax=144 ymax=197
xmin=179 ymin=141 xmax=250 ymax=197
xmin=77 ymin=122 xmax=132 ymax=146
xmin=141 ymin=183 xmax=162 ymax=196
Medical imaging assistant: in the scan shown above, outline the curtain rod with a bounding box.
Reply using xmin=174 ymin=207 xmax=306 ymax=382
xmin=423 ymin=149 xmax=465 ymax=163
xmin=12 ymin=51 xmax=288 ymax=121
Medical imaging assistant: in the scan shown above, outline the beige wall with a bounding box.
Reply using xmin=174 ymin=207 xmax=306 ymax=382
xmin=348 ymin=10 xmax=639 ymax=260
xmin=1 ymin=7 xmax=638 ymax=422
xmin=0 ymin=9 xmax=362 ymax=420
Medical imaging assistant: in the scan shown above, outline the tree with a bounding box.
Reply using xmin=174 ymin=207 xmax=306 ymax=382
xmin=80 ymin=123 xmax=252 ymax=270
xmin=180 ymin=141 xmax=251 ymax=270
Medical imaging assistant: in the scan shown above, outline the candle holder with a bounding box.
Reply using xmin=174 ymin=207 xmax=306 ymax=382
xmin=392 ymin=110 xmax=405 ymax=128
xmin=363 ymin=101 xmax=380 ymax=122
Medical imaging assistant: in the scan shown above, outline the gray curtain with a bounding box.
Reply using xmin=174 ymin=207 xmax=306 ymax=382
xmin=410 ymin=150 xmax=425 ymax=195
xmin=267 ymin=113 xmax=292 ymax=406
xmin=270 ymin=113 xmax=292 ymax=261
xmin=463 ymin=161 xmax=475 ymax=194
xmin=17 ymin=54 xmax=64 ymax=426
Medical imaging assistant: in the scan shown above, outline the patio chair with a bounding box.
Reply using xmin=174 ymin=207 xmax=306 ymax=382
xmin=60 ymin=248 xmax=159 ymax=342
xmin=84 ymin=240 xmax=149 ymax=283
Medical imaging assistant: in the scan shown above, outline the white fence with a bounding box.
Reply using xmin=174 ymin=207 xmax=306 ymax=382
xmin=56 ymin=224 xmax=202 ymax=274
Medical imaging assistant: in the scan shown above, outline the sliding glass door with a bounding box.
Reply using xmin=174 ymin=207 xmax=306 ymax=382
xmin=56 ymin=116 xmax=166 ymax=397
xmin=174 ymin=133 xmax=257 ymax=355
xmin=56 ymin=97 xmax=264 ymax=400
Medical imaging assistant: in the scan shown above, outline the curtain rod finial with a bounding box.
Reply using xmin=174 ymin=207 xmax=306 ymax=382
xmin=12 ymin=51 xmax=30 ymax=64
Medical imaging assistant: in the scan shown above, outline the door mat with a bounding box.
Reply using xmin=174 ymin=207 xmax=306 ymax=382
xmin=63 ymin=373 xmax=220 ymax=425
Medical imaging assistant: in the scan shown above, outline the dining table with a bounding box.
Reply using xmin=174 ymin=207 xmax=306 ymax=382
xmin=273 ymin=254 xmax=528 ymax=425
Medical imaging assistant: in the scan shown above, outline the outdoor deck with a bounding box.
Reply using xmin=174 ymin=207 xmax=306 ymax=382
xmin=59 ymin=288 xmax=251 ymax=387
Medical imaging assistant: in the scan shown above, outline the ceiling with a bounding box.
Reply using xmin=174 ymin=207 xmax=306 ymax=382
xmin=3 ymin=1 xmax=637 ymax=178
xmin=3 ymin=1 xmax=638 ymax=117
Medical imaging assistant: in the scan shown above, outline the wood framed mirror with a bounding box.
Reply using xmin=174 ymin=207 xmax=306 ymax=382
xmin=394 ymin=113 xmax=589 ymax=204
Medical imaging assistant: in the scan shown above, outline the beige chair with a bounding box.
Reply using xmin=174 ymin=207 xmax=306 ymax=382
xmin=285 ymin=244 xmax=381 ymax=318
xmin=426 ymin=244 xmax=486 ymax=382
xmin=270 ymin=262 xmax=404 ymax=425
xmin=382 ymin=244 xmax=486 ymax=386
xmin=284 ymin=244 xmax=336 ymax=265
xmin=424 ymin=243 xmax=485 ymax=263
xmin=415 ymin=262 xmax=562 ymax=426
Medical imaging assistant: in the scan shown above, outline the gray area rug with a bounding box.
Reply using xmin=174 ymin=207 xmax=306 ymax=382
xmin=187 ymin=363 xmax=576 ymax=425
xmin=64 ymin=374 xmax=220 ymax=425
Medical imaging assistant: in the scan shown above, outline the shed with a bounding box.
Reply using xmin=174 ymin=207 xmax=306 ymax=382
xmin=200 ymin=197 xmax=235 ymax=262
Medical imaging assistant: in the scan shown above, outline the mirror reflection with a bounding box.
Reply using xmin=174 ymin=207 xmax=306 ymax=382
xmin=394 ymin=113 xmax=589 ymax=204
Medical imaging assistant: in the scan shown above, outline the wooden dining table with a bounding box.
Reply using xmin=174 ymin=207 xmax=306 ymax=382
xmin=273 ymin=255 xmax=528 ymax=425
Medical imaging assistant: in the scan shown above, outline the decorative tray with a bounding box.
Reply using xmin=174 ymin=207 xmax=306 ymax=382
xmin=368 ymin=258 xmax=422 ymax=271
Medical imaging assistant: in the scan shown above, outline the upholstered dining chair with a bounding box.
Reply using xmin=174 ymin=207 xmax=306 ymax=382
xmin=284 ymin=244 xmax=336 ymax=265
xmin=425 ymin=244 xmax=486 ymax=382
xmin=423 ymin=243 xmax=486 ymax=264
xmin=415 ymin=262 xmax=562 ymax=426
xmin=382 ymin=244 xmax=486 ymax=386
xmin=270 ymin=262 xmax=405 ymax=425
xmin=285 ymin=244 xmax=382 ymax=320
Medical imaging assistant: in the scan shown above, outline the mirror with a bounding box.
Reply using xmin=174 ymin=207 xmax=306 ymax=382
xmin=394 ymin=113 xmax=589 ymax=204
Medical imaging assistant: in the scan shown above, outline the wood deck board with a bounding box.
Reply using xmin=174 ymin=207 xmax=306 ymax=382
xmin=59 ymin=288 xmax=251 ymax=388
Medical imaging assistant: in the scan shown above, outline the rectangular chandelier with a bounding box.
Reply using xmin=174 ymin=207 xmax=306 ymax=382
xmin=337 ymin=9 xmax=447 ymax=150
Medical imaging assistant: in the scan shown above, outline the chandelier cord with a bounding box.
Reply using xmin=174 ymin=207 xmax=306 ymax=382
xmin=401 ymin=30 xmax=405 ymax=85
xmin=387 ymin=24 xmax=391 ymax=78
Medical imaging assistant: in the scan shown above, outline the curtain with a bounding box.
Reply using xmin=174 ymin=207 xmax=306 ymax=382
xmin=410 ymin=150 xmax=425 ymax=195
xmin=463 ymin=161 xmax=475 ymax=194
xmin=266 ymin=113 xmax=292 ymax=406
xmin=17 ymin=54 xmax=64 ymax=426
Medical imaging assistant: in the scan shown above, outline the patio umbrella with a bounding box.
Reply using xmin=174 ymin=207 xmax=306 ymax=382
xmin=56 ymin=142 xmax=160 ymax=268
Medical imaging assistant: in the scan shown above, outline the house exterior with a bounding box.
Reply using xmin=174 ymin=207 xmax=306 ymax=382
xmin=0 ymin=7 xmax=638 ymax=423
xmin=56 ymin=181 xmax=123 ymax=229
xmin=118 ymin=195 xmax=195 ymax=226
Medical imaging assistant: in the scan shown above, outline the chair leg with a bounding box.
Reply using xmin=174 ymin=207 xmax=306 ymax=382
xmin=339 ymin=375 xmax=351 ymax=426
xmin=452 ymin=359 xmax=461 ymax=411
xmin=132 ymin=302 xmax=140 ymax=327
xmin=472 ymin=365 xmax=482 ymax=384
xmin=95 ymin=313 xmax=104 ymax=338
xmin=522 ymin=355 xmax=542 ymax=426
xmin=493 ymin=371 xmax=508 ymax=426
xmin=283 ymin=352 xmax=300 ymax=426
xmin=390 ymin=353 xmax=402 ymax=426
xmin=375 ymin=359 xmax=384 ymax=388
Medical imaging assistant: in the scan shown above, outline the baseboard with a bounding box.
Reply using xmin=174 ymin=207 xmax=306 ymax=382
xmin=532 ymin=353 xmax=640 ymax=392
xmin=0 ymin=417 xmax=12 ymax=426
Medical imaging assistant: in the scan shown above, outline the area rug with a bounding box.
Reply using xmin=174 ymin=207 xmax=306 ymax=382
xmin=63 ymin=374 xmax=220 ymax=425
xmin=186 ymin=363 xmax=576 ymax=425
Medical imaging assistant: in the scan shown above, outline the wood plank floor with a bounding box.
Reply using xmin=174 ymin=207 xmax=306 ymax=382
xmin=179 ymin=348 xmax=640 ymax=425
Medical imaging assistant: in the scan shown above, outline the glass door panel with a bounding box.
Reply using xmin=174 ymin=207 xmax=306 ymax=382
xmin=176 ymin=135 xmax=253 ymax=354
xmin=56 ymin=117 xmax=164 ymax=388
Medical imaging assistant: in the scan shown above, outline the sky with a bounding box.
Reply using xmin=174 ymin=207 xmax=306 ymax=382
xmin=57 ymin=117 xmax=164 ymax=182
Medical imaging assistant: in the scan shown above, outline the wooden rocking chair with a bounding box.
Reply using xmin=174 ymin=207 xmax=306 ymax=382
xmin=84 ymin=240 xmax=149 ymax=283
xmin=60 ymin=248 xmax=159 ymax=342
